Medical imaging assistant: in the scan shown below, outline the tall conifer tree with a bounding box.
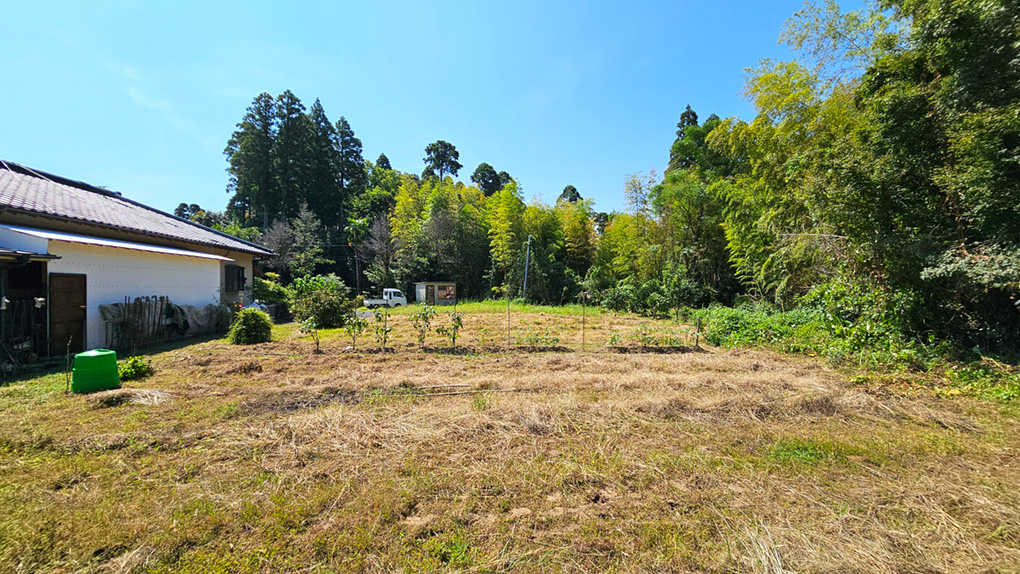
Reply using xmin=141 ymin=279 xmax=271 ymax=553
xmin=272 ymin=90 xmax=313 ymax=222
xmin=334 ymin=116 xmax=367 ymax=239
xmin=224 ymin=92 xmax=276 ymax=227
xmin=307 ymin=99 xmax=342 ymax=234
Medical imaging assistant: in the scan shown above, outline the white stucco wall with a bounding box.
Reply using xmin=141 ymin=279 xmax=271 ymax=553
xmin=219 ymin=252 xmax=255 ymax=307
xmin=47 ymin=241 xmax=226 ymax=349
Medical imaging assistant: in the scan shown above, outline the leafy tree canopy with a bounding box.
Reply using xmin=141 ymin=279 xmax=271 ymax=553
xmin=423 ymin=140 xmax=462 ymax=180
xmin=558 ymin=185 xmax=581 ymax=203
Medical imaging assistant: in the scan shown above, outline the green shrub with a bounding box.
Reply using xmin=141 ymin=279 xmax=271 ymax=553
xmin=118 ymin=356 xmax=154 ymax=381
xmin=690 ymin=304 xmax=828 ymax=349
xmin=600 ymin=285 xmax=632 ymax=312
xmin=229 ymin=308 xmax=273 ymax=345
xmin=645 ymin=292 xmax=672 ymax=318
xmin=290 ymin=274 xmax=355 ymax=328
xmin=253 ymin=273 xmax=292 ymax=303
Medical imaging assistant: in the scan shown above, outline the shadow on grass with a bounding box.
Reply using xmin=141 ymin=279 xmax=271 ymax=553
xmin=1 ymin=332 xmax=227 ymax=387
xmin=423 ymin=346 xmax=481 ymax=356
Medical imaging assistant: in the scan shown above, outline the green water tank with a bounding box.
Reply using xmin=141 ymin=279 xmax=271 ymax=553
xmin=72 ymin=349 xmax=120 ymax=393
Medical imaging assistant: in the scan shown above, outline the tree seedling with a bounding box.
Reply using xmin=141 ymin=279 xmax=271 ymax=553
xmin=300 ymin=318 xmax=321 ymax=353
xmin=373 ymin=308 xmax=392 ymax=352
xmin=344 ymin=312 xmax=368 ymax=350
xmin=410 ymin=302 xmax=437 ymax=349
xmin=436 ymin=312 xmax=463 ymax=348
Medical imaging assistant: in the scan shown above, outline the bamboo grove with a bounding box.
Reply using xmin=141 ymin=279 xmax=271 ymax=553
xmin=202 ymin=0 xmax=1020 ymax=354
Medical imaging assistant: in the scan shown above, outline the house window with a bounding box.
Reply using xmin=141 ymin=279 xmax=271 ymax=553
xmin=225 ymin=265 xmax=246 ymax=293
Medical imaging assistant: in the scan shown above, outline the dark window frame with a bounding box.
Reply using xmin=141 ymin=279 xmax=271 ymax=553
xmin=225 ymin=265 xmax=246 ymax=293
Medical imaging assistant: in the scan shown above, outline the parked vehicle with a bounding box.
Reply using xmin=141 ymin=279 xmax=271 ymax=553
xmin=363 ymin=288 xmax=407 ymax=308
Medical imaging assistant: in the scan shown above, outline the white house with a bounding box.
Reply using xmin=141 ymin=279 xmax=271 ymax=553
xmin=0 ymin=160 xmax=273 ymax=358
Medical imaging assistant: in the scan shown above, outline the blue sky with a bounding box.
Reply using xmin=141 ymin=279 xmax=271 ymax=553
xmin=2 ymin=1 xmax=829 ymax=216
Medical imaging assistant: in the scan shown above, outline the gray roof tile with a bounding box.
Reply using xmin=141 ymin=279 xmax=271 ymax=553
xmin=0 ymin=160 xmax=272 ymax=256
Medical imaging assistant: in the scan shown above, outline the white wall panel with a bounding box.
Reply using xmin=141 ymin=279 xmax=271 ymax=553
xmin=47 ymin=242 xmax=223 ymax=349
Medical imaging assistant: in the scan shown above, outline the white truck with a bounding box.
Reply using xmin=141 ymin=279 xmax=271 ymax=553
xmin=363 ymin=288 xmax=407 ymax=308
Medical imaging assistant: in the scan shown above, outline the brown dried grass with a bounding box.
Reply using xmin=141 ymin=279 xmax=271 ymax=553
xmin=0 ymin=311 xmax=1018 ymax=573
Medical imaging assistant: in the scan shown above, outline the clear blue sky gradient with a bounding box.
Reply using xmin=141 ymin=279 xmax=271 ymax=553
xmin=1 ymin=1 xmax=839 ymax=216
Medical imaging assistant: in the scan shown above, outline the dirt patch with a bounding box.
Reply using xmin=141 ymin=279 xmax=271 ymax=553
xmin=241 ymin=386 xmax=362 ymax=414
xmin=225 ymin=360 xmax=263 ymax=375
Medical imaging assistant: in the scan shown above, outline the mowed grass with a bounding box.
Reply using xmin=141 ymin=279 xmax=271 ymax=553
xmin=1 ymin=309 xmax=1019 ymax=573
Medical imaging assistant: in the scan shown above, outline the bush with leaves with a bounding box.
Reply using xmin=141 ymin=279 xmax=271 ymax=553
xmin=253 ymin=272 xmax=292 ymax=303
xmin=290 ymin=274 xmax=355 ymax=329
xmin=118 ymin=356 xmax=154 ymax=381
xmin=229 ymin=308 xmax=273 ymax=345
xmin=600 ymin=285 xmax=632 ymax=312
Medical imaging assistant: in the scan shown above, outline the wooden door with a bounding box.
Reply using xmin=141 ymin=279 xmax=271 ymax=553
xmin=426 ymin=284 xmax=435 ymax=305
xmin=49 ymin=273 xmax=86 ymax=355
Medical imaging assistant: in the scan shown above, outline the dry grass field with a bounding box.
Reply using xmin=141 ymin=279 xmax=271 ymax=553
xmin=1 ymin=307 xmax=1019 ymax=573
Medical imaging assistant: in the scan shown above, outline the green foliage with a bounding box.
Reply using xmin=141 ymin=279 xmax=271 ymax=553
xmin=299 ymin=318 xmax=320 ymax=352
xmin=290 ymin=274 xmax=355 ymax=329
xmin=470 ymin=162 xmax=503 ymax=196
xmin=213 ymin=222 xmax=263 ymax=244
xmin=487 ymin=182 xmax=525 ymax=276
xmin=343 ymin=313 xmax=368 ymax=349
xmin=705 ymin=0 xmax=1020 ymax=351
xmin=214 ymin=0 xmax=1020 ymax=358
xmin=229 ymin=308 xmax=273 ymax=345
xmin=410 ymin=302 xmax=437 ymax=348
xmin=435 ymin=312 xmax=463 ymax=348
xmin=289 ymin=204 xmax=333 ymax=278
xmin=373 ymin=308 xmax=392 ymax=351
xmin=423 ymin=140 xmax=462 ymax=180
xmin=632 ymin=324 xmax=693 ymax=347
xmin=225 ymin=92 xmax=275 ymax=227
xmin=667 ymin=106 xmax=732 ymax=177
xmin=224 ymin=90 xmax=365 ymax=237
xmin=558 ymin=184 xmax=581 ymax=203
xmin=513 ymin=327 xmax=560 ymax=347
xmin=767 ymin=438 xmax=855 ymax=465
xmin=942 ymin=365 xmax=1020 ymax=403
xmin=118 ymin=356 xmax=154 ymax=381
xmin=252 ymin=273 xmax=291 ymax=303
xmin=422 ymin=533 xmax=472 ymax=568
xmin=600 ymin=283 xmax=633 ymax=313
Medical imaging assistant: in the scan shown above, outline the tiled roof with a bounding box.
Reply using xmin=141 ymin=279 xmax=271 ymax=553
xmin=0 ymin=160 xmax=272 ymax=256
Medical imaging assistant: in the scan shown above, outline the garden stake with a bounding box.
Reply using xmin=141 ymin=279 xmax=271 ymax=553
xmin=581 ymin=292 xmax=586 ymax=350
xmin=65 ymin=336 xmax=73 ymax=394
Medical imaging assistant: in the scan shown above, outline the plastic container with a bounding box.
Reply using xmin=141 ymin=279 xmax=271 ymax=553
xmin=72 ymin=349 xmax=120 ymax=393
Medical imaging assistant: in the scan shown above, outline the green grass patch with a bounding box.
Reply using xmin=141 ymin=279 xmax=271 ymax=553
xmin=766 ymin=438 xmax=857 ymax=465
